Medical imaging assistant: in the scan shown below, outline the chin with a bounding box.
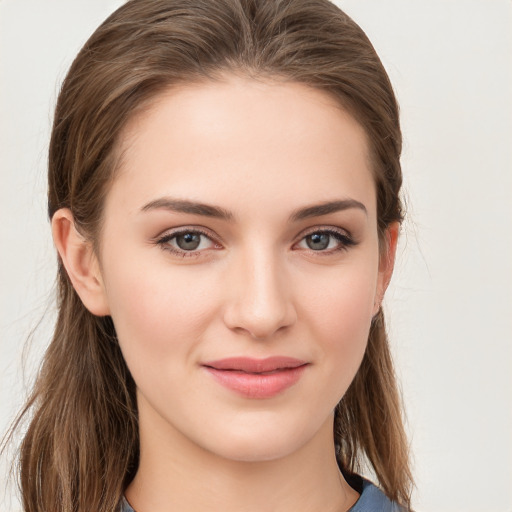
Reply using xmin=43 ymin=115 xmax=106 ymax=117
xmin=197 ymin=413 xmax=329 ymax=464
xmin=212 ymin=437 xmax=299 ymax=463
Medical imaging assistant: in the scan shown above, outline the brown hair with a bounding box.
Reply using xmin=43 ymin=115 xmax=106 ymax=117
xmin=9 ymin=0 xmax=412 ymax=510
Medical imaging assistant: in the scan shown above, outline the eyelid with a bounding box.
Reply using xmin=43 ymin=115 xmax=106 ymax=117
xmin=152 ymin=224 xmax=356 ymax=257
xmin=154 ymin=226 xmax=223 ymax=257
xmin=155 ymin=225 xmax=217 ymax=241
xmin=293 ymin=226 xmax=357 ymax=253
xmin=297 ymin=225 xmax=353 ymax=239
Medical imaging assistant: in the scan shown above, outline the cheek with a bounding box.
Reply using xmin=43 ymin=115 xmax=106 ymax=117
xmin=299 ymin=261 xmax=378 ymax=384
xmin=102 ymin=256 xmax=220 ymax=363
xmin=304 ymin=261 xmax=377 ymax=335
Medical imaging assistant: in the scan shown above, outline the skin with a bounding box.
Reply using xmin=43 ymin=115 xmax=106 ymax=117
xmin=52 ymin=75 xmax=398 ymax=512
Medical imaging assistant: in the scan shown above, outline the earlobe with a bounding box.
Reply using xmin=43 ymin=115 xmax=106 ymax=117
xmin=51 ymin=209 xmax=110 ymax=316
xmin=373 ymin=222 xmax=400 ymax=316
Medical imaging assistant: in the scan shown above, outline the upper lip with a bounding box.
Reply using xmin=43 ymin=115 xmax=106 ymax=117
xmin=202 ymin=356 xmax=308 ymax=373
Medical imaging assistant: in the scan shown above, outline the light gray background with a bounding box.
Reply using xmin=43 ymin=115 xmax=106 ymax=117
xmin=1 ymin=1 xmax=511 ymax=511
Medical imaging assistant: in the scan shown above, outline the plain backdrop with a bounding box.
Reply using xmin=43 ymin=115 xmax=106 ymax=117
xmin=1 ymin=1 xmax=511 ymax=511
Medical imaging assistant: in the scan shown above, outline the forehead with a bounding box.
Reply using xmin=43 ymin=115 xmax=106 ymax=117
xmin=110 ymin=76 xmax=376 ymax=221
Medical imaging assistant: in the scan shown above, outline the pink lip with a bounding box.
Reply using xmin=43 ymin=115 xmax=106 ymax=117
xmin=202 ymin=357 xmax=308 ymax=399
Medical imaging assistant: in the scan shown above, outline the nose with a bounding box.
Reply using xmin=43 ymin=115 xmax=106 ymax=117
xmin=222 ymin=249 xmax=297 ymax=340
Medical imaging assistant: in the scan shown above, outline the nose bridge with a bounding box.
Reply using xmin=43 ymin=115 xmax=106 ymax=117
xmin=223 ymin=242 xmax=296 ymax=339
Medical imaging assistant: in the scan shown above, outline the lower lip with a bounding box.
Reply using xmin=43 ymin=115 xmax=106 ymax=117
xmin=203 ymin=365 xmax=308 ymax=399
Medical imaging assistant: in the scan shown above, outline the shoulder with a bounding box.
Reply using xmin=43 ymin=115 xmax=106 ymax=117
xmin=348 ymin=474 xmax=408 ymax=512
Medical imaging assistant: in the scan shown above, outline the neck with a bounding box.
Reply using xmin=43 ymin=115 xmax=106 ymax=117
xmin=126 ymin=408 xmax=359 ymax=512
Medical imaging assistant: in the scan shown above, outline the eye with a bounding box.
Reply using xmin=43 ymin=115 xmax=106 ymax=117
xmin=296 ymin=229 xmax=356 ymax=253
xmin=156 ymin=229 xmax=219 ymax=257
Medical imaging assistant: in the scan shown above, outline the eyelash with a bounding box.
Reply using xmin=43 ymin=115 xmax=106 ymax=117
xmin=155 ymin=227 xmax=356 ymax=258
xmin=299 ymin=229 xmax=357 ymax=254
xmin=156 ymin=228 xmax=217 ymax=258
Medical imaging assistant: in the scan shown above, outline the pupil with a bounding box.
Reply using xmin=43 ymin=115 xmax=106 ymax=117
xmin=176 ymin=233 xmax=201 ymax=250
xmin=307 ymin=233 xmax=329 ymax=250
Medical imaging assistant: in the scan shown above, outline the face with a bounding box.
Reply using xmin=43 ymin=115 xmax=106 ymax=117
xmin=95 ymin=76 xmax=394 ymax=462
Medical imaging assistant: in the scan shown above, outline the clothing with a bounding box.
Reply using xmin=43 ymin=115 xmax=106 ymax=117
xmin=120 ymin=474 xmax=405 ymax=511
xmin=347 ymin=474 xmax=406 ymax=511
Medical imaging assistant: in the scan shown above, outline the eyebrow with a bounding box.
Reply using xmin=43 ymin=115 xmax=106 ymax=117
xmin=140 ymin=197 xmax=366 ymax=222
xmin=288 ymin=199 xmax=367 ymax=222
xmin=141 ymin=197 xmax=235 ymax=221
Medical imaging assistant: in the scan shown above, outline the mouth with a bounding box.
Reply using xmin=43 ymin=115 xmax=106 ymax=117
xmin=201 ymin=356 xmax=309 ymax=399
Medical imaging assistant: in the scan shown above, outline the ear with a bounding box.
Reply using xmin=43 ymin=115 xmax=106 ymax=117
xmin=52 ymin=208 xmax=110 ymax=316
xmin=373 ymin=222 xmax=400 ymax=316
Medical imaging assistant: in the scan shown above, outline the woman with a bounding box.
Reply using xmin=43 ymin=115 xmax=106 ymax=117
xmin=10 ymin=0 xmax=413 ymax=510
